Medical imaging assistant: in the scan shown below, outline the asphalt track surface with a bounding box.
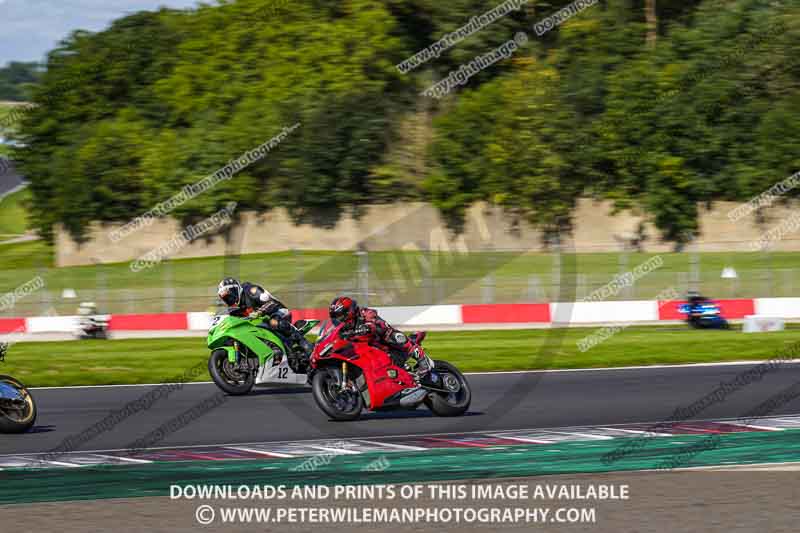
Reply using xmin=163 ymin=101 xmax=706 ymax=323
xmin=3 ymin=361 xmax=800 ymax=456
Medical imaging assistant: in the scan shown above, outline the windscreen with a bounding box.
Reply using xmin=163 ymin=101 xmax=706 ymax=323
xmin=315 ymin=319 xmax=338 ymax=345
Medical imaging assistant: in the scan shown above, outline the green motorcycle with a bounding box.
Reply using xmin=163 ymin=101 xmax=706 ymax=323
xmin=206 ymin=315 xmax=319 ymax=395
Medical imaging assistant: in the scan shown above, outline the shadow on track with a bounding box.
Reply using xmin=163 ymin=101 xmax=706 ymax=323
xmin=325 ymin=410 xmax=484 ymax=422
xmin=27 ymin=425 xmax=56 ymax=434
xmin=247 ymin=386 xmax=311 ymax=396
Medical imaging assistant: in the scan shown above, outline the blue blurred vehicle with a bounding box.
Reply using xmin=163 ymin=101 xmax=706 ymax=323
xmin=679 ymin=292 xmax=730 ymax=329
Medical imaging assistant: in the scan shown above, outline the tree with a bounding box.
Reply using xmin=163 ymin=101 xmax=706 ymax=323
xmin=11 ymin=0 xmax=800 ymax=249
xmin=645 ymin=0 xmax=657 ymax=48
xmin=0 ymin=62 xmax=43 ymax=101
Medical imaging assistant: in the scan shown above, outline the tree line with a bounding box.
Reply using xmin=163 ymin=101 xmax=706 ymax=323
xmin=0 ymin=62 xmax=42 ymax=102
xmin=8 ymin=0 xmax=798 ymax=248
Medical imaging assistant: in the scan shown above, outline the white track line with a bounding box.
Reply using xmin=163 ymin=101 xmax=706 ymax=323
xmin=764 ymin=417 xmax=800 ymax=425
xmin=44 ymin=460 xmax=81 ymax=468
xmin=465 ymin=359 xmax=800 ymax=375
xmin=227 ymin=447 xmax=294 ymax=459
xmin=354 ymin=440 xmax=427 ymax=451
xmin=609 ymin=428 xmax=673 ymax=437
xmin=30 ymin=359 xmax=800 ymax=390
xmin=734 ymin=424 xmax=785 ymax=431
xmin=491 ymin=435 xmax=554 ymax=444
xmin=92 ymin=454 xmax=152 ymax=464
xmin=545 ymin=431 xmax=613 ymax=440
xmin=307 ymin=445 xmax=361 ymax=455
xmin=32 ymin=381 xmax=214 ymax=390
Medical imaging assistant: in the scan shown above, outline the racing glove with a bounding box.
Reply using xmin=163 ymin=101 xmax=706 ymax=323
xmin=341 ymin=323 xmax=373 ymax=339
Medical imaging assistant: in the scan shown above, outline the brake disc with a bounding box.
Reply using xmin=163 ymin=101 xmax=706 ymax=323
xmin=443 ymin=373 xmax=461 ymax=392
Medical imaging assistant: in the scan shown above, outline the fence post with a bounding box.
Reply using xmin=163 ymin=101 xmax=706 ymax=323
xmin=293 ymin=248 xmax=306 ymax=310
xmin=677 ymin=271 xmax=688 ymax=296
xmin=424 ymin=249 xmax=433 ymax=304
xmin=619 ymin=251 xmax=634 ymax=299
xmin=551 ymin=240 xmax=562 ymax=302
xmin=527 ymin=275 xmax=541 ymax=302
xmin=37 ymin=265 xmax=51 ymax=315
xmin=95 ymin=259 xmax=108 ymax=313
xmin=356 ymin=250 xmax=369 ymax=308
xmin=766 ymin=251 xmax=773 ymax=297
xmin=784 ymin=269 xmax=792 ymax=298
xmin=689 ymin=252 xmax=700 ymax=293
xmin=163 ymin=260 xmax=175 ymax=313
xmin=125 ymin=289 xmax=135 ymax=314
xmin=481 ymin=274 xmax=495 ymax=304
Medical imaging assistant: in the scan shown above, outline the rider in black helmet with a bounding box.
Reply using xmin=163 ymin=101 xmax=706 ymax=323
xmin=217 ymin=278 xmax=312 ymax=356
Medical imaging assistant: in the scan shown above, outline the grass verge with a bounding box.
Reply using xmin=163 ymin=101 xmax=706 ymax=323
xmin=0 ymin=186 xmax=30 ymax=236
xmin=2 ymin=325 xmax=798 ymax=387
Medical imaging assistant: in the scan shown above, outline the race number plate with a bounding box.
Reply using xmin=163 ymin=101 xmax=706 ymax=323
xmin=256 ymin=355 xmax=306 ymax=385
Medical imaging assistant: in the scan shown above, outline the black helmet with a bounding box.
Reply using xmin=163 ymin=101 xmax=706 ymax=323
xmin=218 ymin=278 xmax=242 ymax=307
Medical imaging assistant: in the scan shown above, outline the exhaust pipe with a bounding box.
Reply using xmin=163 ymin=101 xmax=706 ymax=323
xmin=399 ymin=388 xmax=428 ymax=407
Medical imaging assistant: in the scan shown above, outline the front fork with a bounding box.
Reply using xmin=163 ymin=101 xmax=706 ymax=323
xmin=335 ymin=361 xmax=358 ymax=395
xmin=233 ymin=341 xmax=252 ymax=372
xmin=340 ymin=361 xmax=348 ymax=392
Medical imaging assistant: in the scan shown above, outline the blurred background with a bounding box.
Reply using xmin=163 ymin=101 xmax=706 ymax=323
xmin=0 ymin=0 xmax=798 ymax=316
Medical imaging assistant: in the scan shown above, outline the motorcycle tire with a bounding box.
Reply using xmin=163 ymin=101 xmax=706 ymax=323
xmin=0 ymin=375 xmax=37 ymax=433
xmin=312 ymin=367 xmax=363 ymax=421
xmin=208 ymin=349 xmax=255 ymax=396
xmin=424 ymin=360 xmax=471 ymax=417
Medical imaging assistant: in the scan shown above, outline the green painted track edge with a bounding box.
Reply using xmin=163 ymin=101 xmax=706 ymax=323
xmin=2 ymin=430 xmax=800 ymax=505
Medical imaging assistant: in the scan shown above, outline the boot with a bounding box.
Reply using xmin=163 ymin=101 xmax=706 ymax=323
xmin=410 ymin=346 xmax=433 ymax=377
xmin=291 ymin=330 xmax=313 ymax=356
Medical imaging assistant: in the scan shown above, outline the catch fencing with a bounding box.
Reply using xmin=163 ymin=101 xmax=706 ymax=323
xmin=1 ymin=247 xmax=799 ymax=316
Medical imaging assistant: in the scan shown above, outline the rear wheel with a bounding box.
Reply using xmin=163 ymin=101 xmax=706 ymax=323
xmin=208 ymin=349 xmax=255 ymax=395
xmin=424 ymin=360 xmax=471 ymax=417
xmin=312 ymin=367 xmax=363 ymax=421
xmin=0 ymin=375 xmax=37 ymax=433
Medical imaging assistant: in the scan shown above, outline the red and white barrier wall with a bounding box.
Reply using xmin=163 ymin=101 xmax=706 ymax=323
xmin=3 ymin=298 xmax=800 ymax=333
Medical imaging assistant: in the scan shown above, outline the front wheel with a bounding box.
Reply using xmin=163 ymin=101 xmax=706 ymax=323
xmin=312 ymin=367 xmax=363 ymax=421
xmin=0 ymin=375 xmax=37 ymax=433
xmin=208 ymin=349 xmax=255 ymax=395
xmin=424 ymin=360 xmax=471 ymax=417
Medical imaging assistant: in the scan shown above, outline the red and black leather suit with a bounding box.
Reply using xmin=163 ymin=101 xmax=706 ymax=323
xmin=339 ymin=306 xmax=423 ymax=366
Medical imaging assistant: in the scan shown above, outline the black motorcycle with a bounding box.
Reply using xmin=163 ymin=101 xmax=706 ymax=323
xmin=0 ymin=343 xmax=37 ymax=433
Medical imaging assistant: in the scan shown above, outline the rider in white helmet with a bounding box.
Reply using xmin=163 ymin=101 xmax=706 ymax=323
xmin=217 ymin=278 xmax=311 ymax=355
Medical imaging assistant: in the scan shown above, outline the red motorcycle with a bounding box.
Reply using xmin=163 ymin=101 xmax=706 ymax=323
xmin=309 ymin=321 xmax=471 ymax=421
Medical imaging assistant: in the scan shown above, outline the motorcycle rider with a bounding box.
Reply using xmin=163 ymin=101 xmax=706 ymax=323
xmin=329 ymin=296 xmax=432 ymax=395
xmin=217 ymin=278 xmax=312 ymax=356
xmin=76 ymin=301 xmax=109 ymax=340
xmin=687 ymin=290 xmax=708 ymax=306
